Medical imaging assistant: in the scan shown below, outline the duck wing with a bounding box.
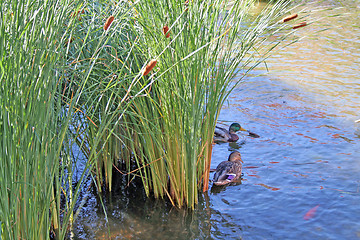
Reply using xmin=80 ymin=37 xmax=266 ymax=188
xmin=213 ymin=161 xmax=242 ymax=183
xmin=214 ymin=126 xmax=230 ymax=142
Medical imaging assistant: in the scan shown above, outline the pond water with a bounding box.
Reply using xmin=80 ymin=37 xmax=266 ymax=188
xmin=73 ymin=1 xmax=360 ymax=239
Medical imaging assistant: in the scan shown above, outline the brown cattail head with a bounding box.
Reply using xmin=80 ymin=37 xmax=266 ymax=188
xmin=142 ymin=59 xmax=157 ymax=76
xmin=163 ymin=26 xmax=170 ymax=38
xmin=282 ymin=13 xmax=298 ymax=23
xmin=104 ymin=16 xmax=115 ymax=31
xmin=71 ymin=10 xmax=79 ymax=17
xmin=293 ymin=21 xmax=307 ymax=29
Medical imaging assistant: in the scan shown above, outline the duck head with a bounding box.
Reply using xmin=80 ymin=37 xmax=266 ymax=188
xmin=229 ymin=122 xmax=260 ymax=138
xmin=228 ymin=151 xmax=243 ymax=163
xmin=229 ymin=123 xmax=245 ymax=133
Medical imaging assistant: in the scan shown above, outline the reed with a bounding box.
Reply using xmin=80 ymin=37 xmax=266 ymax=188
xmin=0 ymin=0 xmax=82 ymax=238
xmin=0 ymin=0 xmax=145 ymax=238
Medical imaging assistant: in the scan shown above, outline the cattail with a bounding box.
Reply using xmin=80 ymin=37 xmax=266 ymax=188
xmin=71 ymin=9 xmax=84 ymax=18
xmin=104 ymin=16 xmax=115 ymax=31
xmin=71 ymin=10 xmax=79 ymax=18
xmin=163 ymin=26 xmax=170 ymax=38
xmin=142 ymin=59 xmax=157 ymax=76
xmin=282 ymin=13 xmax=298 ymax=23
xmin=293 ymin=21 xmax=307 ymax=29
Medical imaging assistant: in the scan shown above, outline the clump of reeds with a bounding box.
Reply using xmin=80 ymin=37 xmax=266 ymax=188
xmin=0 ymin=0 xmax=86 ymax=238
xmin=0 ymin=0 xmax=148 ymax=238
xmin=123 ymin=0 xmax=300 ymax=208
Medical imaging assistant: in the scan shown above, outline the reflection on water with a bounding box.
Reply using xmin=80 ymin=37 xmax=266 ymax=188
xmin=73 ymin=174 xmax=213 ymax=239
xmin=256 ymin=0 xmax=360 ymax=119
xmin=74 ymin=1 xmax=360 ymax=239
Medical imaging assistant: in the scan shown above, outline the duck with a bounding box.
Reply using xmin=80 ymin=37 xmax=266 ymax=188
xmin=213 ymin=151 xmax=243 ymax=186
xmin=214 ymin=122 xmax=259 ymax=143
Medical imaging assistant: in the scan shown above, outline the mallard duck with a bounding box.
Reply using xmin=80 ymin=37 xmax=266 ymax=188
xmin=213 ymin=151 xmax=243 ymax=186
xmin=214 ymin=122 xmax=259 ymax=143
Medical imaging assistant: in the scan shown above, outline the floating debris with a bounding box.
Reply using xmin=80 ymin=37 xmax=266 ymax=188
xmin=304 ymin=205 xmax=319 ymax=220
xmin=256 ymin=183 xmax=280 ymax=191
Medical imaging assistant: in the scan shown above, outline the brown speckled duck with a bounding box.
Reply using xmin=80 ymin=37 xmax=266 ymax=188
xmin=214 ymin=122 xmax=259 ymax=143
xmin=213 ymin=151 xmax=243 ymax=186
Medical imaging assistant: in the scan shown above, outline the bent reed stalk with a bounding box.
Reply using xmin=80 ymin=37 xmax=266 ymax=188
xmin=1 ymin=0 xmax=304 ymax=238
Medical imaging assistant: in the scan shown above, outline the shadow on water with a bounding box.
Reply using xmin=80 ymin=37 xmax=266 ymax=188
xmin=73 ymin=1 xmax=360 ymax=239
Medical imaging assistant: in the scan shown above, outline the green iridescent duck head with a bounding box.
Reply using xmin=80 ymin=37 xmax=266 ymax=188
xmin=229 ymin=122 xmax=260 ymax=138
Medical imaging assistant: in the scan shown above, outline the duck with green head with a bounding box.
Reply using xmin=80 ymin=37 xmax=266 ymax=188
xmin=213 ymin=151 xmax=243 ymax=186
xmin=214 ymin=122 xmax=259 ymax=143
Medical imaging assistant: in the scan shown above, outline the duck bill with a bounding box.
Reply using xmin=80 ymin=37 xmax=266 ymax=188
xmin=239 ymin=127 xmax=248 ymax=132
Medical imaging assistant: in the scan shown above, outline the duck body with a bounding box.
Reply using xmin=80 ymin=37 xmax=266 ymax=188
xmin=214 ymin=122 xmax=259 ymax=143
xmin=214 ymin=125 xmax=239 ymax=142
xmin=213 ymin=151 xmax=243 ymax=186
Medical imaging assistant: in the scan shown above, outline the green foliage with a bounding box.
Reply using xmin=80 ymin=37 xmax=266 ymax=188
xmin=0 ymin=0 xmax=75 ymax=238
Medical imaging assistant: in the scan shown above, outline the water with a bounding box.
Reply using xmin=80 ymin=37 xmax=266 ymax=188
xmin=73 ymin=1 xmax=360 ymax=239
